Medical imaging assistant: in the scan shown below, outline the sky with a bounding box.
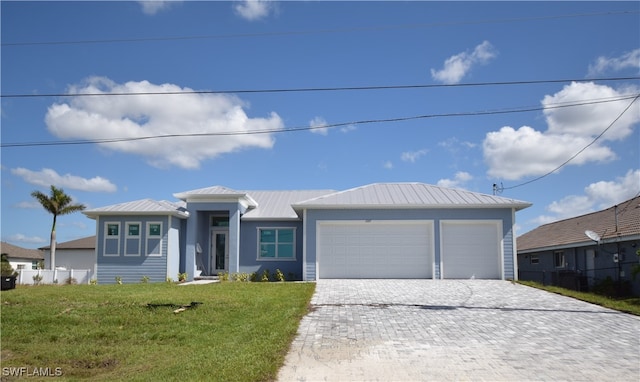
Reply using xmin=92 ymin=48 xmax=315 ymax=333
xmin=1 ymin=1 xmax=639 ymax=249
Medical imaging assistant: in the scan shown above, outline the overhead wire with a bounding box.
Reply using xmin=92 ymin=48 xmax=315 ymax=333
xmin=501 ymin=94 xmax=640 ymax=190
xmin=2 ymin=93 xmax=637 ymax=148
xmin=2 ymin=77 xmax=639 ymax=99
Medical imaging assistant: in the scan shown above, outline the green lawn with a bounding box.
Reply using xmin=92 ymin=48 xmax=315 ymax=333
xmin=517 ymin=280 xmax=640 ymax=316
xmin=1 ymin=282 xmax=315 ymax=381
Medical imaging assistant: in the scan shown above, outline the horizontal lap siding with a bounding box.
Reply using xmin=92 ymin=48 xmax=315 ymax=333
xmin=96 ymin=216 xmax=169 ymax=284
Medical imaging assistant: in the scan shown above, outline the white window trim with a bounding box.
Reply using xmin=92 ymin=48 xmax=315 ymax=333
xmin=146 ymin=221 xmax=163 ymax=257
xmin=529 ymin=255 xmax=540 ymax=265
xmin=125 ymin=222 xmax=142 ymax=256
xmin=104 ymin=222 xmax=121 ymax=257
xmin=257 ymin=227 xmax=297 ymax=261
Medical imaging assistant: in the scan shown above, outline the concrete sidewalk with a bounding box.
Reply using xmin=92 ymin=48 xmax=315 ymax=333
xmin=277 ymin=280 xmax=640 ymax=381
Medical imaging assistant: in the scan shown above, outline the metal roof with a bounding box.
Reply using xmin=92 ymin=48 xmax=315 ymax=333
xmin=1 ymin=241 xmax=44 ymax=260
xmin=84 ymin=199 xmax=189 ymax=219
xmin=517 ymin=195 xmax=640 ymax=252
xmin=293 ymin=183 xmax=532 ymax=210
xmin=173 ymin=186 xmax=258 ymax=209
xmin=242 ymin=190 xmax=334 ymax=220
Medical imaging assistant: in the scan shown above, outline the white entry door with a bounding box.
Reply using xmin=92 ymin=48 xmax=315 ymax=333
xmin=210 ymin=229 xmax=229 ymax=275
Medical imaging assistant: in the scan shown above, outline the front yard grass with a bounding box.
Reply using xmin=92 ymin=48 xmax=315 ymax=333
xmin=517 ymin=280 xmax=640 ymax=316
xmin=0 ymin=281 xmax=315 ymax=381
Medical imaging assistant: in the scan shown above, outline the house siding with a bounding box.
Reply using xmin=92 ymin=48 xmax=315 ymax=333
xmin=96 ymin=216 xmax=170 ymax=284
xmin=302 ymin=208 xmax=515 ymax=281
xmin=518 ymin=240 xmax=640 ymax=295
xmin=239 ymin=220 xmax=304 ymax=280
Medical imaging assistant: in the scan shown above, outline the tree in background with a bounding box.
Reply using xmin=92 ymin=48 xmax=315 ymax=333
xmin=31 ymin=186 xmax=86 ymax=270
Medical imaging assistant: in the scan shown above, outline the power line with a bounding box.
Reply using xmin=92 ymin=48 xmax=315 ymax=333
xmin=502 ymin=94 xmax=640 ymax=191
xmin=2 ymin=94 xmax=637 ymax=148
xmin=2 ymin=77 xmax=639 ymax=99
xmin=3 ymin=10 xmax=637 ymax=47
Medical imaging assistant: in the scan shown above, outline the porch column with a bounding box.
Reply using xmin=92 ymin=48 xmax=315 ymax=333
xmin=228 ymin=207 xmax=241 ymax=274
xmin=184 ymin=208 xmax=198 ymax=281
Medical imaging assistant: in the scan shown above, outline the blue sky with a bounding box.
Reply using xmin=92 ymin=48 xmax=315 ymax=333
xmin=2 ymin=1 xmax=639 ymax=248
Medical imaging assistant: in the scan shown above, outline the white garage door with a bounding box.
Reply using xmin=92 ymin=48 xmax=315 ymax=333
xmin=318 ymin=221 xmax=433 ymax=279
xmin=441 ymin=221 xmax=502 ymax=279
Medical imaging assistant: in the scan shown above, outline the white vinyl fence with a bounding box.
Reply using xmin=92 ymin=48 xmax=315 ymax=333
xmin=17 ymin=269 xmax=94 ymax=285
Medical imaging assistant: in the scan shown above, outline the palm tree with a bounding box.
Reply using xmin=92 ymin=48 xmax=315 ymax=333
xmin=31 ymin=186 xmax=86 ymax=270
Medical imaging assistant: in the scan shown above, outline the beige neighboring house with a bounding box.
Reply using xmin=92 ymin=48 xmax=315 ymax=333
xmin=40 ymin=236 xmax=97 ymax=274
xmin=1 ymin=241 xmax=44 ymax=271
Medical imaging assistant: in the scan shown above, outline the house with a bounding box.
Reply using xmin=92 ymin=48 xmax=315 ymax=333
xmin=517 ymin=196 xmax=640 ymax=295
xmin=39 ymin=236 xmax=97 ymax=274
xmin=0 ymin=241 xmax=44 ymax=271
xmin=83 ymin=183 xmax=531 ymax=284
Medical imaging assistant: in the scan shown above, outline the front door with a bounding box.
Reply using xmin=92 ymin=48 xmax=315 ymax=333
xmin=210 ymin=229 xmax=229 ymax=275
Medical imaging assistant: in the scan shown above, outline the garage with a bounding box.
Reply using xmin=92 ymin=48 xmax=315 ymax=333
xmin=441 ymin=220 xmax=502 ymax=279
xmin=317 ymin=220 xmax=433 ymax=279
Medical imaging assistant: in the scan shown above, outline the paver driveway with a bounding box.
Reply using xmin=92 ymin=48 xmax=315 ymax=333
xmin=278 ymin=280 xmax=640 ymax=381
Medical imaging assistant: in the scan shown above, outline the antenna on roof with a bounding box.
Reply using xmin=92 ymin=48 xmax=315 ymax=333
xmin=492 ymin=183 xmax=503 ymax=196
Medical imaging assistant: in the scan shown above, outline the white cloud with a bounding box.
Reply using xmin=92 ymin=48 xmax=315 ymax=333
xmin=383 ymin=161 xmax=394 ymax=170
xmin=234 ymin=0 xmax=273 ymax=21
xmin=45 ymin=77 xmax=284 ymax=169
xmin=138 ymin=1 xmax=179 ymax=15
xmin=483 ymin=82 xmax=639 ymax=180
xmin=5 ymin=233 xmax=46 ymax=244
xmin=588 ymin=48 xmax=640 ymax=76
xmin=11 ymin=168 xmax=117 ymax=193
xmin=15 ymin=201 xmax=41 ymax=209
xmin=533 ymin=169 xmax=640 ymax=223
xmin=437 ymin=171 xmax=473 ymax=189
xmin=401 ymin=149 xmax=428 ymax=163
xmin=430 ymin=41 xmax=497 ymax=84
xmin=309 ymin=116 xmax=329 ymax=135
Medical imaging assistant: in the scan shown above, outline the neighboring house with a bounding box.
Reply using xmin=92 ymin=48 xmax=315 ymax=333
xmin=517 ymin=196 xmax=640 ymax=295
xmin=40 ymin=236 xmax=97 ymax=274
xmin=0 ymin=241 xmax=44 ymax=271
xmin=83 ymin=183 xmax=531 ymax=284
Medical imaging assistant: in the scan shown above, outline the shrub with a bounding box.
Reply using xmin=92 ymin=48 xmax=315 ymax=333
xmin=218 ymin=272 xmax=229 ymax=282
xmin=178 ymin=273 xmax=187 ymax=282
xmin=1 ymin=254 xmax=17 ymax=276
xmin=140 ymin=275 xmax=150 ymax=283
xmin=115 ymin=276 xmax=123 ymax=285
xmin=64 ymin=277 xmax=77 ymax=285
xmin=261 ymin=269 xmax=270 ymax=282
xmin=32 ymin=273 xmax=43 ymax=285
xmin=274 ymin=269 xmax=285 ymax=282
xmin=90 ymin=278 xmax=98 ymax=285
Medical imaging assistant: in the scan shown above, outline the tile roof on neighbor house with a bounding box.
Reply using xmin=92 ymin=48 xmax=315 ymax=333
xmin=39 ymin=236 xmax=96 ymax=250
xmin=293 ymin=183 xmax=532 ymax=210
xmin=517 ymin=195 xmax=640 ymax=253
xmin=84 ymin=199 xmax=189 ymax=219
xmin=1 ymin=241 xmax=44 ymax=260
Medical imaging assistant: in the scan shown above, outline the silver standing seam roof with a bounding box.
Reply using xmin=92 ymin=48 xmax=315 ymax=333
xmin=83 ymin=183 xmax=531 ymax=221
xmin=293 ymin=183 xmax=532 ymax=210
xmin=83 ymin=199 xmax=189 ymax=219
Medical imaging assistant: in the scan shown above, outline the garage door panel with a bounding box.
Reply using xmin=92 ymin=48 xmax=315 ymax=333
xmin=442 ymin=221 xmax=501 ymax=279
xmin=318 ymin=221 xmax=433 ymax=279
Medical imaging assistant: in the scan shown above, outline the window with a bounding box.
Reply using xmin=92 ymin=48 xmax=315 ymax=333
xmin=211 ymin=215 xmax=229 ymax=227
xmin=31 ymin=261 xmax=39 ymax=270
xmin=125 ymin=222 xmax=141 ymax=256
xmin=554 ymin=251 xmax=565 ymax=268
xmin=17 ymin=264 xmax=25 ymax=270
xmin=530 ymin=255 xmax=539 ymax=265
xmin=258 ymin=228 xmax=295 ymax=260
xmin=104 ymin=222 xmax=121 ymax=256
xmin=147 ymin=222 xmax=163 ymax=256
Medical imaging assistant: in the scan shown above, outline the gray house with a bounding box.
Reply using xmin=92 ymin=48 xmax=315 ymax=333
xmin=40 ymin=236 xmax=97 ymax=274
xmin=517 ymin=195 xmax=640 ymax=295
xmin=84 ymin=183 xmax=531 ymax=284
